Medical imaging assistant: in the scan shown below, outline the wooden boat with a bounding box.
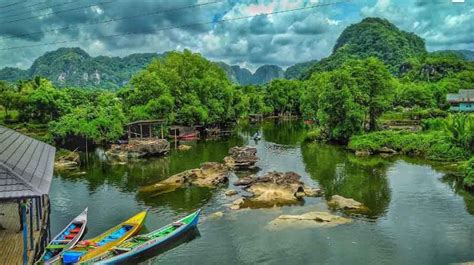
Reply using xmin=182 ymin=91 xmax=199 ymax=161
xmin=61 ymin=210 xmax=147 ymax=264
xmin=94 ymin=209 xmax=201 ymax=264
xmin=177 ymin=132 xmax=199 ymax=140
xmin=36 ymin=208 xmax=88 ymax=264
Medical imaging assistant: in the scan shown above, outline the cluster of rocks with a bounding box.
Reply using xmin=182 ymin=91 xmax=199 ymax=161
xmin=140 ymin=162 xmax=229 ymax=195
xmin=106 ymin=139 xmax=170 ymax=161
xmin=224 ymin=146 xmax=259 ymax=169
xmin=355 ymin=146 xmax=397 ymax=157
xmin=54 ymin=150 xmax=80 ymax=171
xmin=229 ymin=171 xmax=323 ymax=209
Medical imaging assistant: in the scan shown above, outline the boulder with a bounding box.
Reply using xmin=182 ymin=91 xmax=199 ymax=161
xmin=140 ymin=162 xmax=229 ymax=195
xmin=377 ymin=147 xmax=397 ymax=154
xmin=225 ymin=189 xmax=238 ymax=196
xmin=106 ymin=139 xmax=170 ymax=160
xmin=178 ymin=144 xmax=192 ymax=151
xmin=327 ymin=195 xmax=369 ymax=213
xmin=233 ymin=171 xmax=323 ymax=208
xmin=224 ymin=146 xmax=258 ymax=169
xmin=355 ymin=150 xmax=371 ymax=156
xmin=268 ymin=211 xmax=352 ymax=229
xmin=229 ymin=198 xmax=245 ymax=210
xmin=54 ymin=150 xmax=80 ymax=171
xmin=210 ymin=211 xmax=224 ymax=218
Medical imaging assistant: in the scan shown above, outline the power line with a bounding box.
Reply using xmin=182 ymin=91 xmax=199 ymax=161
xmin=0 ymin=0 xmax=350 ymax=51
xmin=0 ymin=1 xmax=23 ymax=10
xmin=0 ymin=0 xmax=114 ymax=25
xmin=1 ymin=0 xmax=224 ymax=40
xmin=1 ymin=1 xmax=50 ymax=14
xmin=0 ymin=0 xmax=86 ymax=20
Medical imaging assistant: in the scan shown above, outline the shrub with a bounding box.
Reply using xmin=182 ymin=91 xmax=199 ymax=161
xmin=461 ymin=157 xmax=474 ymax=189
xmin=348 ymin=130 xmax=471 ymax=161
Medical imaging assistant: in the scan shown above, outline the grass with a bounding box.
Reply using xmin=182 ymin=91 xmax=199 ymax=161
xmin=348 ymin=130 xmax=471 ymax=162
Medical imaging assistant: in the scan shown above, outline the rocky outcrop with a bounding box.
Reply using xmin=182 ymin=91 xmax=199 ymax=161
xmin=178 ymin=144 xmax=192 ymax=151
xmin=268 ymin=211 xmax=352 ymax=229
xmin=327 ymin=195 xmax=369 ymax=213
xmin=224 ymin=146 xmax=259 ymax=169
xmin=106 ymin=139 xmax=170 ymax=160
xmin=231 ymin=171 xmax=323 ymax=209
xmin=140 ymin=162 xmax=229 ymax=195
xmin=54 ymin=150 xmax=80 ymax=171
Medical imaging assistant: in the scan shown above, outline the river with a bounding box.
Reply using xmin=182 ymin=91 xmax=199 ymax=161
xmin=50 ymin=120 xmax=474 ymax=265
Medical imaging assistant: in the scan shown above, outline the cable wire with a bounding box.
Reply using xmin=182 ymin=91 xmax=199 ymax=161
xmin=0 ymin=0 xmax=114 ymax=25
xmin=0 ymin=1 xmax=24 ymax=10
xmin=1 ymin=0 xmax=224 ymax=40
xmin=0 ymin=1 xmax=350 ymax=51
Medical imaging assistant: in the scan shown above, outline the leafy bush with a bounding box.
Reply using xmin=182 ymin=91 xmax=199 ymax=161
xmin=304 ymin=128 xmax=324 ymax=142
xmin=348 ymin=130 xmax=471 ymax=161
xmin=461 ymin=157 xmax=474 ymax=189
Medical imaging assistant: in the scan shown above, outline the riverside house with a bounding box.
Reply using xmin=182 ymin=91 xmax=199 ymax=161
xmin=447 ymin=89 xmax=474 ymax=112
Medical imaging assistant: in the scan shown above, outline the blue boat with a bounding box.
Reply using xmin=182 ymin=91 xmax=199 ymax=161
xmin=93 ymin=209 xmax=201 ymax=264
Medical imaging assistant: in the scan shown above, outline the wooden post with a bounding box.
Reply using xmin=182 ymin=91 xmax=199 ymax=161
xmin=29 ymin=200 xmax=33 ymax=250
xmin=149 ymin=124 xmax=152 ymax=138
xmin=127 ymin=126 xmax=131 ymax=140
xmin=174 ymin=130 xmax=177 ymax=149
xmin=85 ymin=136 xmax=89 ymax=164
xmin=161 ymin=124 xmax=164 ymax=139
xmin=21 ymin=202 xmax=28 ymax=265
xmin=35 ymin=198 xmax=40 ymax=231
xmin=140 ymin=124 xmax=143 ymax=139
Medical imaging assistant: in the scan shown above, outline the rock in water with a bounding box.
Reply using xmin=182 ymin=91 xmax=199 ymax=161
xmin=54 ymin=150 xmax=80 ymax=171
xmin=225 ymin=189 xmax=238 ymax=196
xmin=232 ymin=171 xmax=323 ymax=208
xmin=268 ymin=211 xmax=352 ymax=229
xmin=178 ymin=144 xmax=192 ymax=151
xmin=106 ymin=139 xmax=170 ymax=160
xmin=327 ymin=195 xmax=369 ymax=213
xmin=140 ymin=162 xmax=229 ymax=195
xmin=224 ymin=146 xmax=259 ymax=169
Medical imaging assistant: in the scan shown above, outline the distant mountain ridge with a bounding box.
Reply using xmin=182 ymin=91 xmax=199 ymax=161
xmin=218 ymin=63 xmax=285 ymax=85
xmin=0 ymin=48 xmax=163 ymax=90
xmin=0 ymin=47 xmax=285 ymax=89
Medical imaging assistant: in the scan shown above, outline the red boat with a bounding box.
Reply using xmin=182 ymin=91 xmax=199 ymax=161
xmin=177 ymin=132 xmax=199 ymax=140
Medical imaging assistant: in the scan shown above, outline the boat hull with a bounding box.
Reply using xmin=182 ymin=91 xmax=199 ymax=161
xmin=61 ymin=210 xmax=147 ymax=264
xmin=98 ymin=209 xmax=201 ymax=264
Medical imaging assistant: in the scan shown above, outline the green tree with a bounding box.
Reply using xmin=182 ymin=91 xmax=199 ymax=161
xmin=346 ymin=57 xmax=394 ymax=131
xmin=317 ymin=70 xmax=364 ymax=143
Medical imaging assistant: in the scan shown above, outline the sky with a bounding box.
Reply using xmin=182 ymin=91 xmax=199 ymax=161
xmin=0 ymin=0 xmax=473 ymax=71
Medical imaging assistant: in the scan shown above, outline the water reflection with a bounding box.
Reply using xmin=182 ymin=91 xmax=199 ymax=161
xmin=301 ymin=143 xmax=392 ymax=218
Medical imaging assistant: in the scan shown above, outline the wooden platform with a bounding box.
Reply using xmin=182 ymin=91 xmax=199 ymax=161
xmin=0 ymin=200 xmax=49 ymax=264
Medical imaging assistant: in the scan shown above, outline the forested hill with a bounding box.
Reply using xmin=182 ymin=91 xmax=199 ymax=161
xmin=0 ymin=48 xmax=163 ymax=90
xmin=302 ymin=17 xmax=427 ymax=78
xmin=0 ymin=47 xmax=284 ymax=89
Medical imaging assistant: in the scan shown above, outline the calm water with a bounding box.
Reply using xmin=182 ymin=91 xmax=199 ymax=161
xmin=50 ymin=121 xmax=474 ymax=265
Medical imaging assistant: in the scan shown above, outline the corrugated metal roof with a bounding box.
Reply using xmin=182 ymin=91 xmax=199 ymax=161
xmin=0 ymin=126 xmax=55 ymax=200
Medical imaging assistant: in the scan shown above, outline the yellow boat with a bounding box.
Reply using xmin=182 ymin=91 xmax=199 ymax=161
xmin=61 ymin=210 xmax=147 ymax=264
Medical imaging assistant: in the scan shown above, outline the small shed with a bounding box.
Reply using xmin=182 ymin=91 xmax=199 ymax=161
xmin=0 ymin=125 xmax=55 ymax=264
xmin=126 ymin=119 xmax=165 ymax=140
xmin=447 ymin=89 xmax=474 ymax=112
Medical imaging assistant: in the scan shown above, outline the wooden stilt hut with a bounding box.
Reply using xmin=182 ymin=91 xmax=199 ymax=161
xmin=0 ymin=126 xmax=55 ymax=264
xmin=125 ymin=119 xmax=165 ymax=140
